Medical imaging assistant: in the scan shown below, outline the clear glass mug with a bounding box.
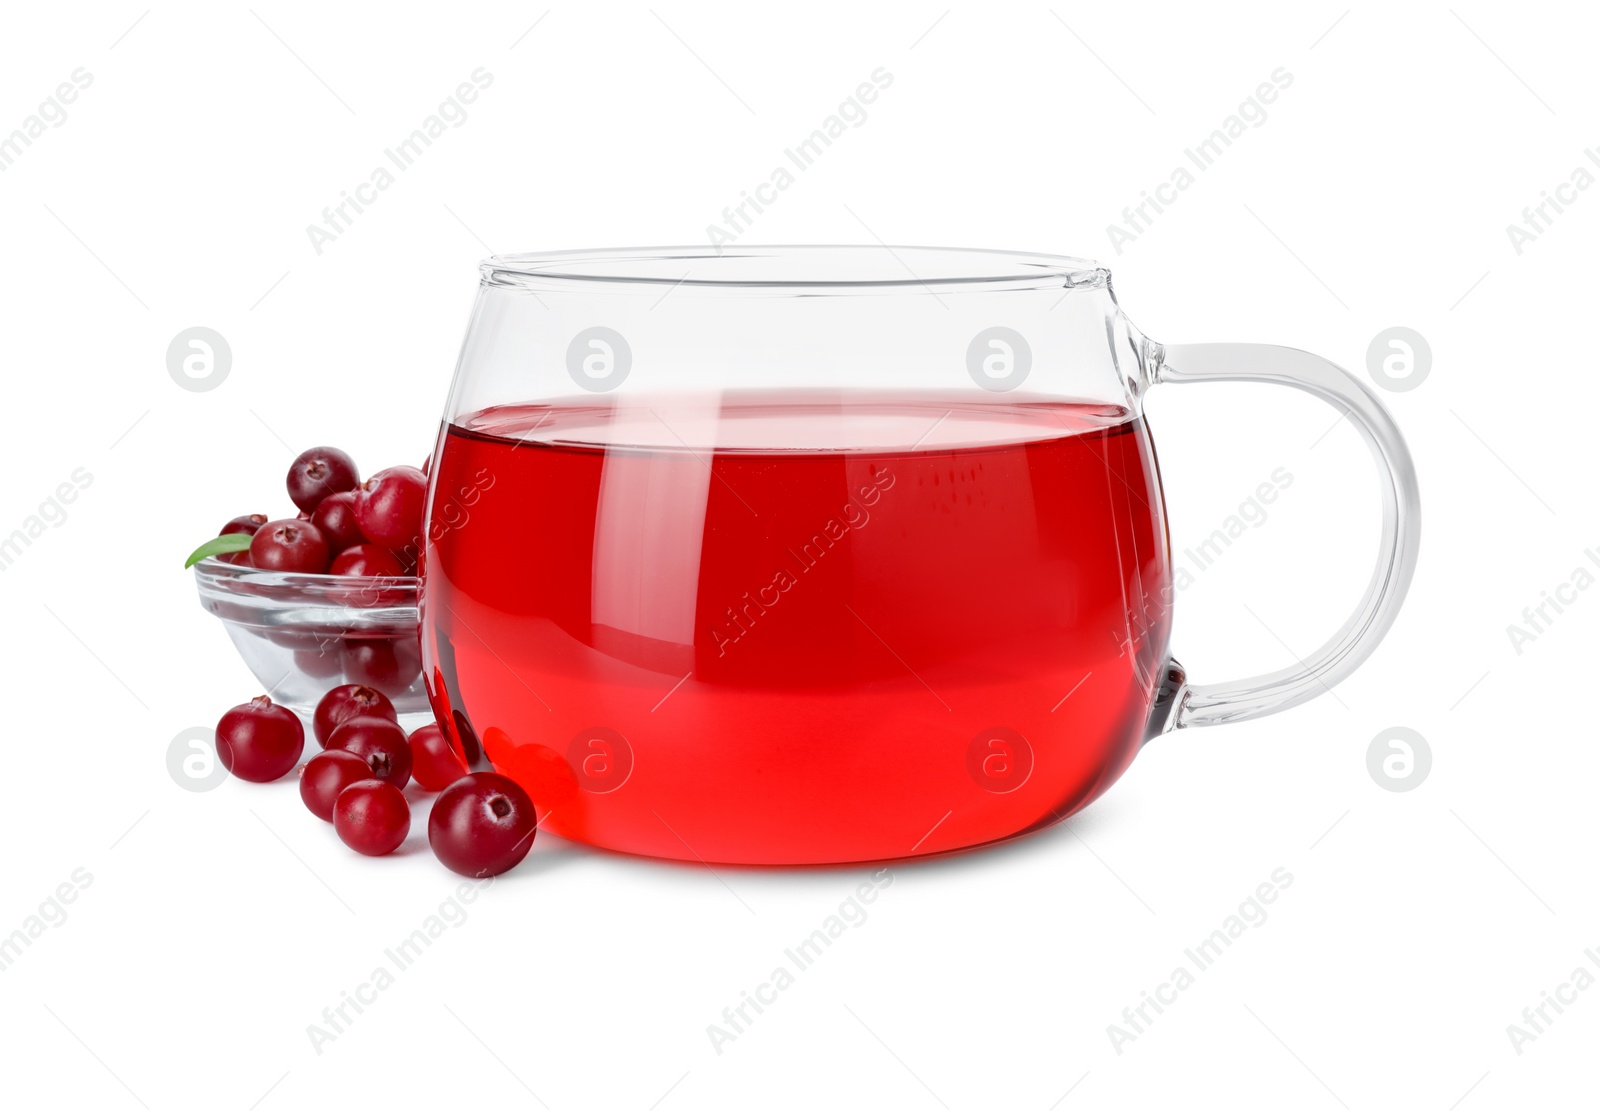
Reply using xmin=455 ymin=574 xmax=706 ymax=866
xmin=421 ymin=247 xmax=1419 ymax=866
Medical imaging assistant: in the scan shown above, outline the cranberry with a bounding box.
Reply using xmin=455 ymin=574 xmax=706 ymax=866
xmin=293 ymin=645 xmax=342 ymax=679
xmin=409 ymin=724 xmax=468 ymax=791
xmin=249 ymin=519 xmax=329 ymax=573
xmin=310 ymin=491 xmax=365 ymax=554
xmin=428 ymin=773 xmax=537 ymax=877
xmin=330 ymin=544 xmax=406 ymax=578
xmin=299 ymin=749 xmax=373 ymax=821
xmin=216 ymin=514 xmax=268 ymax=562
xmin=287 ymin=446 xmax=360 ymax=514
xmin=325 ymin=716 xmax=412 ymax=788
xmin=334 ymin=780 xmax=410 ymax=856
xmin=355 ymin=466 xmax=427 ymax=550
xmin=341 ymin=638 xmax=421 ymax=693
xmin=313 ymin=684 xmax=397 ymax=747
xmin=215 ymin=696 xmax=304 ymax=782
xmin=265 ymin=628 xmax=331 ymax=652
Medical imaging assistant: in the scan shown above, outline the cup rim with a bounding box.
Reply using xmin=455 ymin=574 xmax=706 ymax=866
xmin=480 ymin=245 xmax=1111 ymax=293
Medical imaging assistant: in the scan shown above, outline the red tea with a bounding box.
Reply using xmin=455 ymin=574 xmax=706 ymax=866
xmin=422 ymin=394 xmax=1173 ymax=864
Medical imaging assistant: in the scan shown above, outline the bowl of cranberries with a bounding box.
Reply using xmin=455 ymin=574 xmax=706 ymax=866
xmin=189 ymin=446 xmax=431 ymax=718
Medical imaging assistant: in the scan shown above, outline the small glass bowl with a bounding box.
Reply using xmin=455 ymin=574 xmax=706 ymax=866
xmin=193 ymin=558 xmax=427 ymax=720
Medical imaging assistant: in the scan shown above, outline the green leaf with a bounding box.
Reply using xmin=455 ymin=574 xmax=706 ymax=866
xmin=185 ymin=533 xmax=255 ymax=569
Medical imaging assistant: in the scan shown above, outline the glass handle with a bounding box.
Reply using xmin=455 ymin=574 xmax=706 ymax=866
xmin=1151 ymin=342 xmax=1421 ymax=730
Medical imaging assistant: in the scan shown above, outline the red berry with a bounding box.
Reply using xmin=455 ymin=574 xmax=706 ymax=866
xmin=428 ymin=773 xmax=537 ymax=877
xmin=313 ymin=684 xmax=397 ymax=747
xmin=266 ymin=627 xmax=329 ymax=652
xmin=299 ymin=749 xmax=374 ymax=821
xmin=330 ymin=544 xmax=406 ymax=578
xmin=341 ymin=638 xmax=421 ymax=693
xmin=310 ymin=491 xmax=365 ymax=554
xmin=249 ymin=518 xmax=330 ymax=573
xmin=287 ymin=446 xmax=360 ymax=514
xmin=293 ymin=645 xmax=342 ymax=679
xmin=355 ymin=466 xmax=427 ymax=550
xmin=326 ymin=716 xmax=412 ymax=788
xmin=409 ymin=724 xmax=468 ymax=791
xmin=215 ymin=696 xmax=304 ymax=782
xmin=334 ymin=780 xmax=410 ymax=856
xmin=217 ymin=514 xmax=268 ymax=562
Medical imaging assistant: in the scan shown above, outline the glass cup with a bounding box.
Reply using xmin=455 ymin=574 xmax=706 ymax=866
xmin=421 ymin=247 xmax=1419 ymax=865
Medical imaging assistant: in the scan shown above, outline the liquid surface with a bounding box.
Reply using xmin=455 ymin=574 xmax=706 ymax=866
xmin=422 ymin=394 xmax=1173 ymax=864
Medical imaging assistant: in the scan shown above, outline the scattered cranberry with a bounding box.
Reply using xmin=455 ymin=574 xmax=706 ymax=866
xmin=249 ymin=518 xmax=330 ymax=573
xmin=341 ymin=637 xmax=421 ymax=693
xmin=215 ymin=696 xmax=304 ymax=782
xmin=334 ymin=780 xmax=410 ymax=856
xmin=313 ymin=684 xmax=397 ymax=747
xmin=355 ymin=466 xmax=427 ymax=550
xmin=287 ymin=446 xmax=360 ymax=514
xmin=299 ymin=750 xmax=374 ymax=821
xmin=409 ymin=724 xmax=468 ymax=791
xmin=310 ymin=491 xmax=365 ymax=554
xmin=330 ymin=544 xmax=406 ymax=578
xmin=429 ymin=772 xmax=537 ymax=877
xmin=325 ymin=716 xmax=413 ymax=788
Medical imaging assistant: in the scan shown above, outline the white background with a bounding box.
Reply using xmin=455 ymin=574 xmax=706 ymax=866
xmin=0 ymin=1 xmax=1593 ymax=1115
